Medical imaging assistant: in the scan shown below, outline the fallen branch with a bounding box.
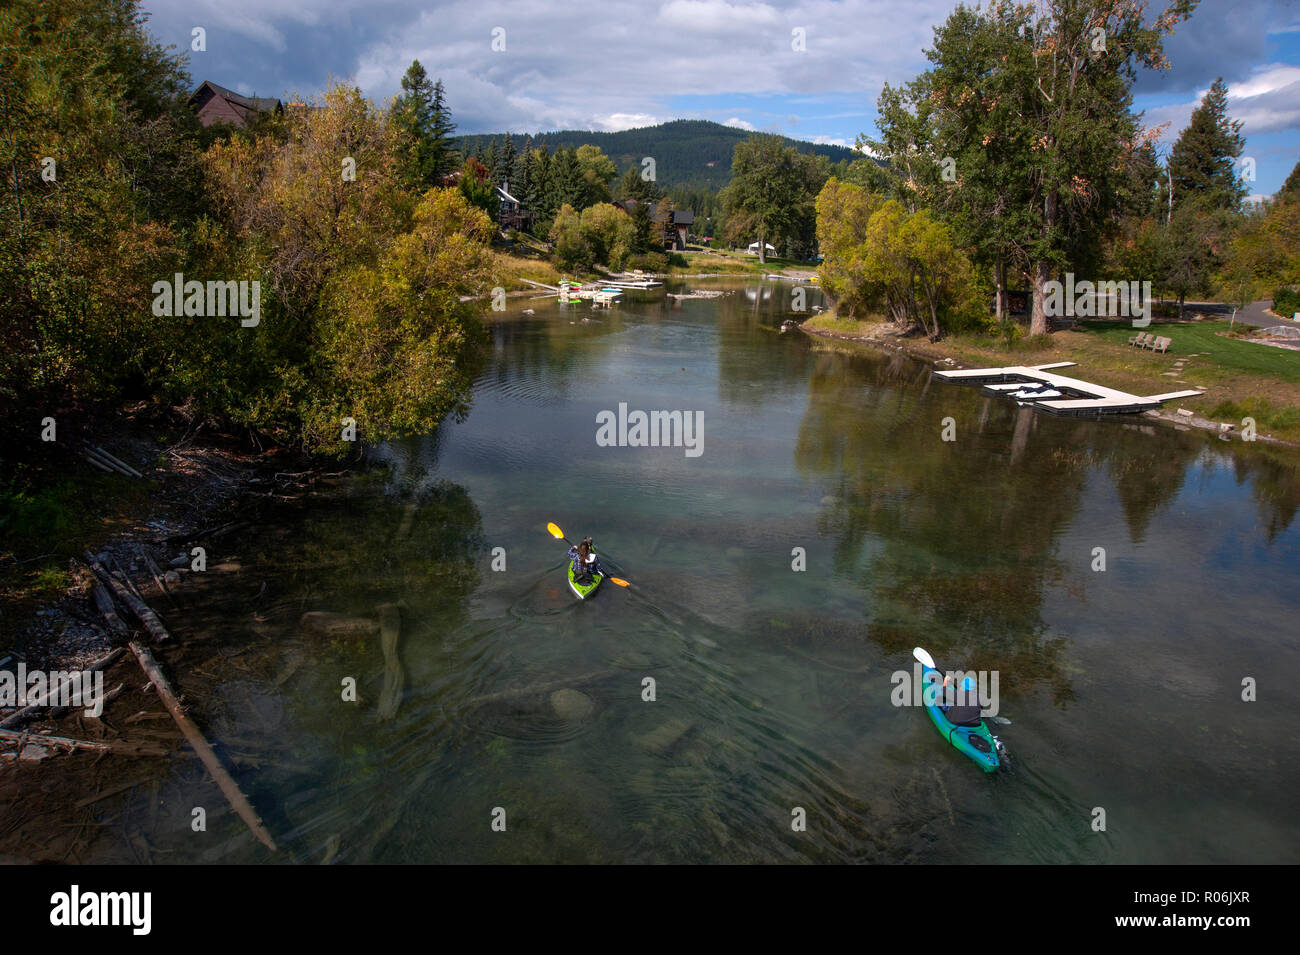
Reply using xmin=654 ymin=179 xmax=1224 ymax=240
xmin=0 ymin=647 xmax=125 ymax=729
xmin=104 ymin=552 xmax=148 ymax=604
xmin=127 ymin=640 xmax=277 ymax=852
xmin=82 ymin=441 xmax=144 ymax=478
xmin=139 ymin=550 xmax=179 ymax=610
xmin=84 ymin=552 xmax=172 ymax=644
xmin=91 ymin=583 xmax=128 ymax=636
xmin=74 ymin=776 xmax=161 ymax=809
xmin=82 ymin=453 xmax=116 ymax=474
xmin=375 ymin=603 xmax=403 ymax=721
xmin=0 ymin=727 xmax=165 ymax=756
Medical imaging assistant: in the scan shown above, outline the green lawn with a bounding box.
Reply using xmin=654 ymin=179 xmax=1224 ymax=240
xmin=1076 ymin=321 xmax=1300 ymax=383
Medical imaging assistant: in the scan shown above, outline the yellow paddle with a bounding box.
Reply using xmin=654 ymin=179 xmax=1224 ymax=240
xmin=547 ymin=522 xmax=629 ymax=587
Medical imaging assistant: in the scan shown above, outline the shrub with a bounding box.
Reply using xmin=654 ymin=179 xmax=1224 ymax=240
xmin=626 ymin=252 xmax=669 ymax=273
xmin=1272 ymin=286 xmax=1300 ymax=316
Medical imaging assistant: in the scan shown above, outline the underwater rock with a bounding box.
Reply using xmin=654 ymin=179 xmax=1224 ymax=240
xmin=550 ymin=688 xmax=596 ymax=722
xmin=635 ymin=718 xmax=694 ymax=754
xmin=299 ymin=611 xmax=379 ymax=638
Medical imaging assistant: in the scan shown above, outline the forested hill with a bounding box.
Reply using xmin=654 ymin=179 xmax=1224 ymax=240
xmin=455 ymin=119 xmax=860 ymax=191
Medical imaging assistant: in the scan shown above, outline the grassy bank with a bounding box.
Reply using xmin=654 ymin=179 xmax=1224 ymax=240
xmin=802 ymin=315 xmax=1300 ymax=445
xmin=673 ymin=250 xmax=813 ymax=275
xmin=496 ymin=251 xmax=562 ymax=288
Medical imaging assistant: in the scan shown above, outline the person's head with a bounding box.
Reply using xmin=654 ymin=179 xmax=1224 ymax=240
xmin=579 ymin=537 xmax=592 ymax=559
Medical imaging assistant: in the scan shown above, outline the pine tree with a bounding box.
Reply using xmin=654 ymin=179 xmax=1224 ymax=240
xmin=531 ymin=148 xmax=553 ymax=221
xmin=629 ymin=201 xmax=653 ymax=253
xmin=616 ymin=164 xmax=662 ymax=202
xmin=517 ymin=146 xmax=535 ymax=211
xmin=1167 ymin=78 xmax=1246 ymax=213
xmin=500 ymin=133 xmax=517 ymax=190
xmin=393 ymin=64 xmax=459 ymax=187
xmin=392 ymin=60 xmax=437 ymax=188
xmin=429 ymin=79 xmax=458 ymax=183
xmin=482 ymin=140 xmax=500 ymax=188
xmin=548 ymin=147 xmax=585 ymax=211
xmin=1279 ymin=156 xmax=1300 ymax=202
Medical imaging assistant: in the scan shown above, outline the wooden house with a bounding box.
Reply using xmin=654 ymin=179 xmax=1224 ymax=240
xmin=189 ymin=81 xmax=283 ymax=129
xmin=614 ymin=200 xmax=695 ymax=250
xmin=497 ymin=182 xmax=534 ymax=231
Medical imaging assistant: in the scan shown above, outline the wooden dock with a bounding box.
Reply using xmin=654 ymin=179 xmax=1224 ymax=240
xmin=934 ymin=362 xmax=1202 ymax=415
xmin=602 ymin=279 xmax=663 ymax=290
xmin=558 ymin=281 xmax=624 ymax=307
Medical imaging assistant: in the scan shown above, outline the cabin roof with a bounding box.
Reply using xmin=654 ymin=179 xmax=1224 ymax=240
xmin=188 ymin=81 xmax=283 ymax=127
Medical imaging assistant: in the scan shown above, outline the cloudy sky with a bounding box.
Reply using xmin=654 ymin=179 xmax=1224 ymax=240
xmin=145 ymin=0 xmax=1300 ymax=194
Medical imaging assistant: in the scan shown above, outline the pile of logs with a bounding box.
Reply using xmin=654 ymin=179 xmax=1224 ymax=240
xmin=80 ymin=441 xmax=143 ymax=478
xmin=1 ymin=550 xmax=278 ymax=852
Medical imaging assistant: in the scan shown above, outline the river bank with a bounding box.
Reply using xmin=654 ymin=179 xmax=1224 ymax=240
xmin=799 ymin=314 xmax=1300 ymax=450
xmin=0 ymin=409 xmax=344 ymax=860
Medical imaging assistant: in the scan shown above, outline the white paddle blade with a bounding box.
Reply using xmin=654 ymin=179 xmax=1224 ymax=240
xmin=912 ymin=647 xmax=936 ymax=669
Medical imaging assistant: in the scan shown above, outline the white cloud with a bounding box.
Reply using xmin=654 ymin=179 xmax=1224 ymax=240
xmin=1147 ymin=64 xmax=1300 ymax=145
xmin=148 ymin=0 xmax=952 ymax=135
xmin=594 ymin=113 xmax=662 ymax=131
xmin=724 ymin=117 xmax=756 ymax=130
xmin=1224 ymin=64 xmax=1300 ymax=99
xmin=656 ymin=0 xmax=781 ymax=33
xmin=810 ymin=134 xmax=850 ymax=147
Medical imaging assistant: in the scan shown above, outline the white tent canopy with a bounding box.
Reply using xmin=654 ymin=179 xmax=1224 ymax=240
xmin=746 ymin=241 xmax=776 ymax=254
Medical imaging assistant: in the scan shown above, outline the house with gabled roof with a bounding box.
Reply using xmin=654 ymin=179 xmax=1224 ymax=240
xmin=188 ymin=81 xmax=283 ymax=128
xmin=497 ymin=182 xmax=534 ymax=231
xmin=613 ymin=200 xmax=695 ymax=251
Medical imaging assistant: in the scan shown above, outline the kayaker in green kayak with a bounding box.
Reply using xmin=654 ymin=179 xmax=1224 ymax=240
xmin=567 ymin=536 xmax=604 ymax=584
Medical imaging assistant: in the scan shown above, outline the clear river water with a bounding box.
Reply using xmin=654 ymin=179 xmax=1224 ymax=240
xmin=91 ymin=278 xmax=1300 ymax=864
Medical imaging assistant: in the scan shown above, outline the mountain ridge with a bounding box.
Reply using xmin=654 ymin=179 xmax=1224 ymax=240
xmin=455 ymin=118 xmax=862 ymax=191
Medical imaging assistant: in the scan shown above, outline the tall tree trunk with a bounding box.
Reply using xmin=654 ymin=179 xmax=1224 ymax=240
xmin=757 ymin=228 xmax=766 ymax=265
xmin=1031 ymin=259 xmax=1051 ymax=336
xmin=995 ymin=259 xmax=1007 ymax=321
xmin=1030 ymin=191 xmax=1057 ymax=336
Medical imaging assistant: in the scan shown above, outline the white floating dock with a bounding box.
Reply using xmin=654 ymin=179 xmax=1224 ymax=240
xmin=603 ymin=279 xmax=664 ymax=289
xmin=934 ymin=363 xmax=1202 ymax=415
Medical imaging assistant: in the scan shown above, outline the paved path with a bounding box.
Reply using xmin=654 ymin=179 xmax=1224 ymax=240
xmin=1183 ymin=300 xmax=1298 ymax=329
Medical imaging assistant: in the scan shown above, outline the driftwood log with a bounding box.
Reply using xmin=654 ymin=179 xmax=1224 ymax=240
xmin=91 ymin=583 xmax=128 ymax=636
xmin=127 ymin=640 xmax=277 ymax=852
xmin=138 ymin=550 xmax=179 ymax=609
xmin=0 ymin=728 xmax=167 ymax=757
xmin=375 ymin=603 xmax=404 ymax=721
xmin=0 ymin=647 xmax=125 ymax=729
xmin=82 ymin=441 xmax=143 ymax=478
xmin=85 ymin=552 xmax=172 ymax=643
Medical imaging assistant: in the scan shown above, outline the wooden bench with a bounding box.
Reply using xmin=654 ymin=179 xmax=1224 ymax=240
xmin=1147 ymin=336 xmax=1171 ymax=353
xmin=1129 ymin=332 xmax=1152 ymax=347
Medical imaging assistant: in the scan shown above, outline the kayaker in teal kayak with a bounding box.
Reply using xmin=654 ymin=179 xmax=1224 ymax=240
xmin=914 ymin=648 xmax=1005 ymax=772
xmin=567 ymin=537 xmax=604 ymax=584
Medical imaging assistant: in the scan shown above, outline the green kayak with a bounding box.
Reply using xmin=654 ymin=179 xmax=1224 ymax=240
xmin=567 ymin=561 xmax=603 ymax=600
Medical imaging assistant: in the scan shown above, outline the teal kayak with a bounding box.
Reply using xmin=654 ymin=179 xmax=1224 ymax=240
xmin=567 ymin=560 xmax=603 ymax=600
xmin=916 ymin=650 xmax=1004 ymax=772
